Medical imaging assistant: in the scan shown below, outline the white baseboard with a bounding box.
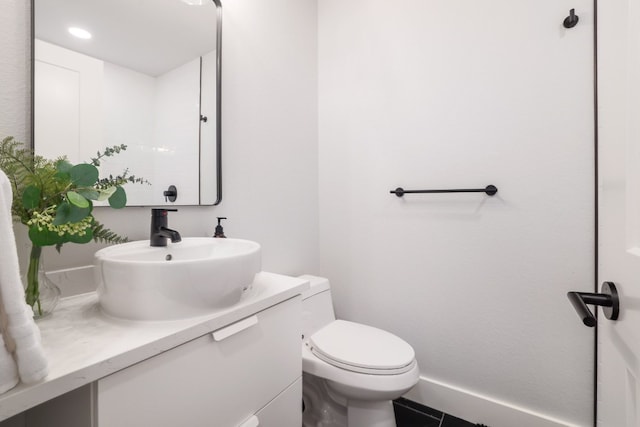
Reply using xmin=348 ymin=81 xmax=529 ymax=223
xmin=404 ymin=376 xmax=584 ymax=427
xmin=46 ymin=265 xmax=95 ymax=297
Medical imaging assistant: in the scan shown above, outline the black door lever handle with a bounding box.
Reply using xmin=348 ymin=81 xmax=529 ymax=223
xmin=567 ymin=282 xmax=619 ymax=327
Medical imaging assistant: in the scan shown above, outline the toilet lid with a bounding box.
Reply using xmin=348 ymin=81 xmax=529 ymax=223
xmin=308 ymin=320 xmax=416 ymax=375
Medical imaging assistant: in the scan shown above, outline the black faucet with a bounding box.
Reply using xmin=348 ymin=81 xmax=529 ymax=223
xmin=150 ymin=208 xmax=182 ymax=247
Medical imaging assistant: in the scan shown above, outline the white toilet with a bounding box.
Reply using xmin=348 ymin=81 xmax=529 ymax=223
xmin=300 ymin=275 xmax=419 ymax=427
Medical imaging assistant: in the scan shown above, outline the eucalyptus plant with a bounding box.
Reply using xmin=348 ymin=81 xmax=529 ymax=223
xmin=0 ymin=136 xmax=146 ymax=314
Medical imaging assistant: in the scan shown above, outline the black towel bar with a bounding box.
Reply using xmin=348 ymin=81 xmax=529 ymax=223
xmin=390 ymin=185 xmax=498 ymax=197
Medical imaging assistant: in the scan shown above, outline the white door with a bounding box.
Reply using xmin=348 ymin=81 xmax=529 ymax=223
xmin=34 ymin=39 xmax=104 ymax=164
xmin=597 ymin=0 xmax=640 ymax=424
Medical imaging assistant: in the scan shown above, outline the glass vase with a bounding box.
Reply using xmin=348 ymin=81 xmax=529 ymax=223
xmin=23 ymin=245 xmax=61 ymax=318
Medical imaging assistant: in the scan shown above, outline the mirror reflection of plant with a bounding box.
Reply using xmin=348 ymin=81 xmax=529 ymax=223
xmin=0 ymin=136 xmax=147 ymax=315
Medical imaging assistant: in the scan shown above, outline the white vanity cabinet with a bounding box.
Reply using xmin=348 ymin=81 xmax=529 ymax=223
xmin=0 ymin=273 xmax=308 ymax=427
xmin=96 ymin=296 xmax=302 ymax=427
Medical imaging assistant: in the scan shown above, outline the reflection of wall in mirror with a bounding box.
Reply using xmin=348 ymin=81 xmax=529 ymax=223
xmin=34 ymin=39 xmax=214 ymax=206
xmin=102 ymin=61 xmax=155 ymax=205
xmin=35 ymin=40 xmax=103 ymax=164
xmin=152 ymin=59 xmax=201 ymax=205
xmin=200 ymin=50 xmax=217 ymax=205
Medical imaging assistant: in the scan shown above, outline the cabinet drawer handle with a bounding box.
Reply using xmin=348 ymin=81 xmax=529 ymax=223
xmin=212 ymin=315 xmax=258 ymax=341
xmin=238 ymin=415 xmax=259 ymax=427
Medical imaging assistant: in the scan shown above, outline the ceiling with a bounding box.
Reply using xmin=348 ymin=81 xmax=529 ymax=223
xmin=34 ymin=0 xmax=218 ymax=76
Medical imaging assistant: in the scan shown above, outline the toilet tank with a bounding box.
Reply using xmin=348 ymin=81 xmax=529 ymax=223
xmin=299 ymin=275 xmax=336 ymax=340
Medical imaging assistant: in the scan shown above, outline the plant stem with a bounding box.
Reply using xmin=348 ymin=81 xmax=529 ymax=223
xmin=25 ymin=244 xmax=42 ymax=316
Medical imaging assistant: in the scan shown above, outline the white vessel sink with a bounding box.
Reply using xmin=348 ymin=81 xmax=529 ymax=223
xmin=94 ymin=238 xmax=261 ymax=321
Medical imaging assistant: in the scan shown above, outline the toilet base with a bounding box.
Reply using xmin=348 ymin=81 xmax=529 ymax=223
xmin=347 ymin=400 xmax=397 ymax=427
xmin=303 ymin=373 xmax=347 ymax=427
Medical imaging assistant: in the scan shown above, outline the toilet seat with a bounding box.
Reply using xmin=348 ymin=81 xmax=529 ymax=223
xmin=308 ymin=320 xmax=415 ymax=375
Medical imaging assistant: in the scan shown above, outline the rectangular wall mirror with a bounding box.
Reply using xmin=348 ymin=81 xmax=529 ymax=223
xmin=33 ymin=0 xmax=222 ymax=206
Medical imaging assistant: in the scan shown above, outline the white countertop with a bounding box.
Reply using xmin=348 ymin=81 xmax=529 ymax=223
xmin=0 ymin=272 xmax=309 ymax=421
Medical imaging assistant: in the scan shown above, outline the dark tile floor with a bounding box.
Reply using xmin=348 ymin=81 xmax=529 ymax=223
xmin=394 ymin=398 xmax=487 ymax=427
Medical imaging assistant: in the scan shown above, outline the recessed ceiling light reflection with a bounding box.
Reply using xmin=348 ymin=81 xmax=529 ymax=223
xmin=68 ymin=27 xmax=92 ymax=39
xmin=181 ymin=0 xmax=207 ymax=5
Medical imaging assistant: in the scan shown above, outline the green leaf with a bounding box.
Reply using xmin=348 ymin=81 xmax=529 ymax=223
xmin=69 ymin=164 xmax=99 ymax=187
xmin=92 ymin=220 xmax=128 ymax=244
xmin=29 ymin=225 xmax=67 ymax=247
xmin=54 ymin=159 xmax=73 ymax=181
xmin=52 ymin=202 xmax=70 ymax=225
xmin=55 ymin=159 xmax=73 ymax=173
xmin=77 ymin=189 xmax=100 ymax=200
xmin=108 ymin=186 xmax=127 ymax=209
xmin=53 ymin=201 xmax=91 ymax=225
xmin=96 ymin=187 xmax=117 ymax=201
xmin=67 ymin=191 xmax=89 ymax=208
xmin=67 ymin=203 xmax=91 ymax=223
xmin=68 ymin=228 xmax=93 ymax=244
xmin=55 ymin=170 xmax=71 ymax=182
xmin=22 ymin=185 xmax=41 ymax=210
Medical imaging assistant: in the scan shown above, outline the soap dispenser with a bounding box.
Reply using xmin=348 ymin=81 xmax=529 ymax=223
xmin=213 ymin=217 xmax=227 ymax=238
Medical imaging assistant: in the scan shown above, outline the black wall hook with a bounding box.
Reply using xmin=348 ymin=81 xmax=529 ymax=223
xmin=563 ymin=8 xmax=579 ymax=29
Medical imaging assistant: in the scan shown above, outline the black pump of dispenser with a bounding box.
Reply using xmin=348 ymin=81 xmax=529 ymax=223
xmin=214 ymin=217 xmax=227 ymax=238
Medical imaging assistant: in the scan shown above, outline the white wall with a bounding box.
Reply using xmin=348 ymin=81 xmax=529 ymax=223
xmin=0 ymin=1 xmax=30 ymax=144
xmin=1 ymin=0 xmax=318 ymax=280
xmin=318 ymin=1 xmax=594 ymax=426
xmin=102 ymin=61 xmax=156 ymax=205
xmin=152 ymin=58 xmax=201 ymax=205
xmin=217 ymin=0 xmax=319 ymax=274
xmin=2 ymin=0 xmax=598 ymax=425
